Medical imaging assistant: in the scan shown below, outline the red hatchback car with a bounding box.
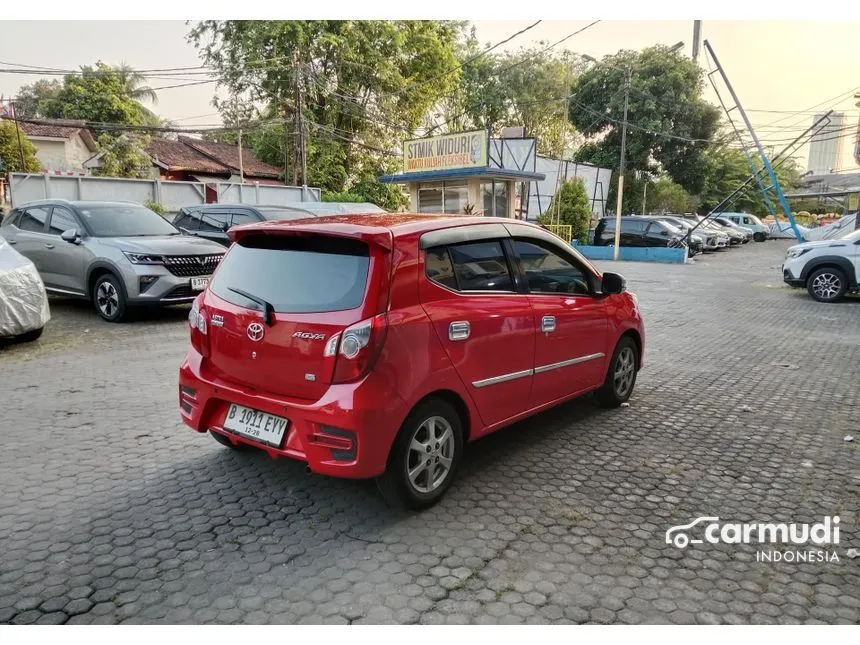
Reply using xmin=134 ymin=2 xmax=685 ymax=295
xmin=179 ymin=214 xmax=644 ymax=509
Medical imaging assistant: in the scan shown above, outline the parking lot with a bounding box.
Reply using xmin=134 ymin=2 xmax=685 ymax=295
xmin=1 ymin=239 xmax=858 ymax=625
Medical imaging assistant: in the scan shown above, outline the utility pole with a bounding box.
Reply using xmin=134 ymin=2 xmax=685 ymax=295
xmin=692 ymin=21 xmax=702 ymax=62
xmin=234 ymin=95 xmax=244 ymax=183
xmin=612 ymin=66 xmax=632 ymax=260
xmin=11 ymin=102 xmax=26 ymax=170
xmin=293 ymin=50 xmax=306 ymax=187
xmin=642 ymin=178 xmax=648 ymax=216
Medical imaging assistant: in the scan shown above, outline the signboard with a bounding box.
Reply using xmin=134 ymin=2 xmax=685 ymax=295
xmin=403 ymin=130 xmax=487 ymax=173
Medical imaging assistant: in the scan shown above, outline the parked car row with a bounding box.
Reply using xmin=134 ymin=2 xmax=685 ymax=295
xmin=0 ymin=199 xmax=388 ymax=323
xmin=591 ymin=212 xmax=766 ymax=256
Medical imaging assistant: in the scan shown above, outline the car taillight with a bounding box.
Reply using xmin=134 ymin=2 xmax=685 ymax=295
xmin=331 ymin=314 xmax=388 ymax=384
xmin=188 ymin=298 xmax=210 ymax=357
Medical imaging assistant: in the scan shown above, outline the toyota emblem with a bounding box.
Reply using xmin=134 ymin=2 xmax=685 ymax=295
xmin=247 ymin=322 xmax=265 ymax=342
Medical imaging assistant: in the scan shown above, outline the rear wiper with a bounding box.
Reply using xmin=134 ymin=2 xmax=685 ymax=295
xmin=228 ymin=287 xmax=275 ymax=327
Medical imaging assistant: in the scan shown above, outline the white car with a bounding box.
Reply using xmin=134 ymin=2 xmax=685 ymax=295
xmin=0 ymin=235 xmax=50 ymax=342
xmin=782 ymin=228 xmax=860 ymax=302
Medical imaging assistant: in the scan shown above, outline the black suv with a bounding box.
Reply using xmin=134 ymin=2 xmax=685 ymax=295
xmin=173 ymin=202 xmax=386 ymax=246
xmin=594 ymin=216 xmax=685 ymax=248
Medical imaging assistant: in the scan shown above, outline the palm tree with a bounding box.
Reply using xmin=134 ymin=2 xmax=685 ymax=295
xmin=116 ymin=63 xmax=158 ymax=105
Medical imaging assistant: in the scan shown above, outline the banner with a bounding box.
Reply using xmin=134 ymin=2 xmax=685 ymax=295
xmin=403 ymin=130 xmax=487 ymax=173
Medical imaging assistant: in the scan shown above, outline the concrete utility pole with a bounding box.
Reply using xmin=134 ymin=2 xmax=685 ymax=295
xmin=612 ymin=66 xmax=632 ymax=260
xmin=692 ymin=21 xmax=702 ymax=61
xmin=293 ymin=50 xmax=307 ymax=187
xmin=235 ymin=95 xmax=244 ymax=183
xmin=12 ymin=102 xmax=26 ymax=170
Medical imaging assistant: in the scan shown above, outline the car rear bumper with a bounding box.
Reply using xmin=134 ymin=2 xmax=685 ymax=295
xmin=178 ymin=349 xmax=407 ymax=478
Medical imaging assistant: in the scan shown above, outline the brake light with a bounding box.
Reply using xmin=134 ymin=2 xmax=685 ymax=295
xmin=188 ymin=298 xmax=210 ymax=357
xmin=331 ymin=314 xmax=388 ymax=384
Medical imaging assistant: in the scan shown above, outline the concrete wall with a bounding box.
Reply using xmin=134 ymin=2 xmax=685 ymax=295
xmin=30 ymin=135 xmax=94 ymax=173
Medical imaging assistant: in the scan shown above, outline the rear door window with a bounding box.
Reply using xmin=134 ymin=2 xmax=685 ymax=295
xmin=447 ymin=241 xmax=515 ymax=292
xmin=229 ymin=212 xmax=259 ymax=227
xmin=209 ymin=235 xmax=370 ymax=313
xmin=425 ymin=247 xmax=458 ymax=290
xmin=625 ymin=219 xmax=649 ymax=234
xmin=17 ymin=206 xmax=51 ymax=233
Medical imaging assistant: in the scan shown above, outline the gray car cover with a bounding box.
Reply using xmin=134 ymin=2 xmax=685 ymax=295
xmin=0 ymin=237 xmax=50 ymax=337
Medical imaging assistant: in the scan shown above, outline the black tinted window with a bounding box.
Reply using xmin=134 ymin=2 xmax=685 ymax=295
xmin=514 ymin=240 xmax=590 ymax=295
xmin=174 ymin=211 xmax=199 ymax=231
xmin=209 ymin=235 xmax=370 ymax=314
xmin=448 ymin=241 xmax=514 ymax=292
xmin=18 ymin=206 xmax=50 ymax=232
xmin=77 ymin=205 xmax=178 ymax=237
xmin=199 ymin=211 xmax=231 ymax=232
xmin=625 ymin=219 xmax=649 ymax=234
xmin=230 ymin=212 xmax=258 ymax=227
xmin=425 ymin=247 xmax=457 ymax=290
xmin=47 ymin=207 xmax=79 ymax=236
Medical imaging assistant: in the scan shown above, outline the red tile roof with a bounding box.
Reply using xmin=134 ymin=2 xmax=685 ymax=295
xmin=145 ymin=136 xmax=283 ymax=181
xmin=18 ymin=119 xmax=97 ymax=150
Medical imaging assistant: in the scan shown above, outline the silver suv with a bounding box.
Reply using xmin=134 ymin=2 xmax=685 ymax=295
xmin=0 ymin=200 xmax=225 ymax=322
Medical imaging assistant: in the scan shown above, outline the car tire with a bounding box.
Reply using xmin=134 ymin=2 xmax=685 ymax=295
xmin=92 ymin=273 xmax=128 ymax=322
xmin=806 ymin=266 xmax=848 ymax=303
xmin=16 ymin=327 xmax=44 ymax=343
xmin=753 ymin=232 xmax=766 ymax=242
xmin=595 ymin=336 xmax=639 ymax=408
xmin=210 ymin=430 xmax=249 ymax=450
xmin=377 ymin=398 xmax=464 ymax=511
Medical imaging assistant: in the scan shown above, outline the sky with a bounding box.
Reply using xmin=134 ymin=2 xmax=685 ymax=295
xmin=1 ymin=20 xmax=858 ymax=172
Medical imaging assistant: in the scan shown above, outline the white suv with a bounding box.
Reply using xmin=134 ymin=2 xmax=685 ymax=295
xmin=782 ymin=228 xmax=860 ymax=302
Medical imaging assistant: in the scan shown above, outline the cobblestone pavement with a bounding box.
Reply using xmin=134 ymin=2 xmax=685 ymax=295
xmin=1 ymin=240 xmax=858 ymax=625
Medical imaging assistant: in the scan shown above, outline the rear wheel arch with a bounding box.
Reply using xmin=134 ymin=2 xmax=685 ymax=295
xmin=406 ymin=390 xmax=471 ymax=443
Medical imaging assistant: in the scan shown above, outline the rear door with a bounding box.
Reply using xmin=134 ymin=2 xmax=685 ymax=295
xmin=510 ymin=237 xmax=609 ymax=408
xmin=8 ymin=205 xmax=53 ymax=274
xmin=419 ymin=237 xmax=534 ymax=427
xmin=41 ymin=205 xmax=89 ymax=294
xmin=203 ymin=232 xmax=388 ymax=400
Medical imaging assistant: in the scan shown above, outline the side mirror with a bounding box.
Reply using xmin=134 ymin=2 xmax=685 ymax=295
xmin=61 ymin=228 xmax=81 ymax=244
xmin=601 ymin=272 xmax=626 ymax=295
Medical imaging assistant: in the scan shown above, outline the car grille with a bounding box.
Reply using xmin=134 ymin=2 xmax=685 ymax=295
xmin=162 ymin=254 xmax=223 ymax=277
xmin=163 ymin=286 xmax=198 ymax=299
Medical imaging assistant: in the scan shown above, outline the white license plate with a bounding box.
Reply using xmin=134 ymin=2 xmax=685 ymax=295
xmin=190 ymin=277 xmax=209 ymax=291
xmin=223 ymin=404 xmax=288 ymax=447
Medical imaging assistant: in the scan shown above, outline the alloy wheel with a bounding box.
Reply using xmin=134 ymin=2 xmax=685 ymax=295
xmin=613 ymin=346 xmax=636 ymax=398
xmin=97 ymin=281 xmax=119 ymax=318
xmin=405 ymin=415 xmax=455 ymax=494
xmin=811 ymin=273 xmax=841 ymax=301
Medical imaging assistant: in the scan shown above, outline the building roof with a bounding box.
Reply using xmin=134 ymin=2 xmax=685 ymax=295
xmin=144 ymin=136 xmax=283 ymax=180
xmin=18 ymin=119 xmax=97 ymax=151
xmin=379 ymin=167 xmax=545 ymax=184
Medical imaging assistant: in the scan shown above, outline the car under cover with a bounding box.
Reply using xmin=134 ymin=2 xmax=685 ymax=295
xmin=0 ymin=237 xmax=50 ymax=337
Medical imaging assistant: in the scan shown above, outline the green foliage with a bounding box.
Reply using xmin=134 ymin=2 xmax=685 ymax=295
xmin=188 ymin=20 xmax=465 ymax=193
xmin=443 ymin=38 xmax=584 ymax=156
xmin=92 ymin=133 xmax=152 ymax=179
xmin=322 ymin=177 xmax=406 ymax=212
xmin=569 ymin=45 xmax=721 ymax=195
xmin=539 ymin=178 xmax=592 ymax=243
xmin=645 ymin=177 xmax=698 ymax=214
xmin=18 ymin=63 xmax=161 ymax=131
xmin=0 ymin=121 xmax=41 ymax=174
xmin=143 ymin=199 xmax=167 ymax=216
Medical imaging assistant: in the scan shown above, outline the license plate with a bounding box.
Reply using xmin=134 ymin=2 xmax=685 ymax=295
xmin=190 ymin=277 xmax=209 ymax=291
xmin=223 ymin=404 xmax=288 ymax=447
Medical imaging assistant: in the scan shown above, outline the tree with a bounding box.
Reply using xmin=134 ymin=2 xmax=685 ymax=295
xmin=443 ymin=38 xmax=585 ymax=157
xmin=645 ymin=177 xmax=698 ymax=214
xmin=115 ymin=63 xmax=159 ymax=105
xmin=188 ymin=20 xmax=465 ymax=192
xmin=569 ymin=45 xmax=721 ymax=195
xmin=91 ymin=133 xmax=152 ymax=179
xmin=13 ymin=79 xmax=61 ymax=119
xmin=539 ymin=178 xmax=592 ymax=244
xmin=0 ymin=120 xmax=41 ymax=174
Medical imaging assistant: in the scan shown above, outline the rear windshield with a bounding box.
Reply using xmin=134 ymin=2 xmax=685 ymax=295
xmin=209 ymin=235 xmax=370 ymax=313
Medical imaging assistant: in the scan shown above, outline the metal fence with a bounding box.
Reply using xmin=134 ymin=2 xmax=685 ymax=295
xmin=8 ymin=173 xmax=321 ymax=210
xmin=541 ymin=224 xmax=573 ymax=243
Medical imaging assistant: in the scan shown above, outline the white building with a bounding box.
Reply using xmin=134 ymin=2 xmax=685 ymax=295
xmin=807 ymin=112 xmax=845 ymax=174
xmin=19 ymin=119 xmax=98 ymax=174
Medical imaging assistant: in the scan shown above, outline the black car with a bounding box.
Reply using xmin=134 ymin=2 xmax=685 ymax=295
xmin=593 ymin=216 xmax=686 ymax=248
xmin=173 ymin=202 xmax=385 ymax=246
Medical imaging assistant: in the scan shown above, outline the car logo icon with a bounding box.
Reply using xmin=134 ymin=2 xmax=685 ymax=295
xmin=247 ymin=322 xmax=265 ymax=342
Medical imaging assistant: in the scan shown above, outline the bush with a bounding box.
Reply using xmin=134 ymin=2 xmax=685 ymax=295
xmin=539 ymin=178 xmax=592 ymax=244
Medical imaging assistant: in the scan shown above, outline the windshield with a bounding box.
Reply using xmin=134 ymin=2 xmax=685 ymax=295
xmin=840 ymin=228 xmax=860 ymax=242
xmin=78 ymin=205 xmax=179 ymax=237
xmin=209 ymin=234 xmax=370 ymax=314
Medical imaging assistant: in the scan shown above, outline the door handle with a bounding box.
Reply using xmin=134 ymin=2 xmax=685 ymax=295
xmin=44 ymin=243 xmax=55 ymax=249
xmin=449 ymin=321 xmax=470 ymax=341
xmin=541 ymin=315 xmax=556 ymax=333
xmin=7 ymin=240 xmax=16 ymax=244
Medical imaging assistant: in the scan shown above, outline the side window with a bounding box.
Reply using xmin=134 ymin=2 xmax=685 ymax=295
xmin=18 ymin=206 xmax=51 ymax=233
xmin=199 ymin=211 xmax=231 ymax=232
xmin=448 ymin=241 xmax=514 ymax=292
xmin=647 ymin=222 xmax=670 ymax=237
xmin=424 ymin=247 xmax=458 ymax=290
xmin=174 ymin=211 xmax=199 ymax=231
xmin=742 ymin=217 xmax=751 ymax=225
xmin=514 ymin=240 xmax=591 ymax=296
xmin=47 ymin=207 xmax=79 ymax=236
xmin=230 ymin=212 xmax=258 ymax=227
xmin=625 ymin=219 xmax=649 ymax=234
